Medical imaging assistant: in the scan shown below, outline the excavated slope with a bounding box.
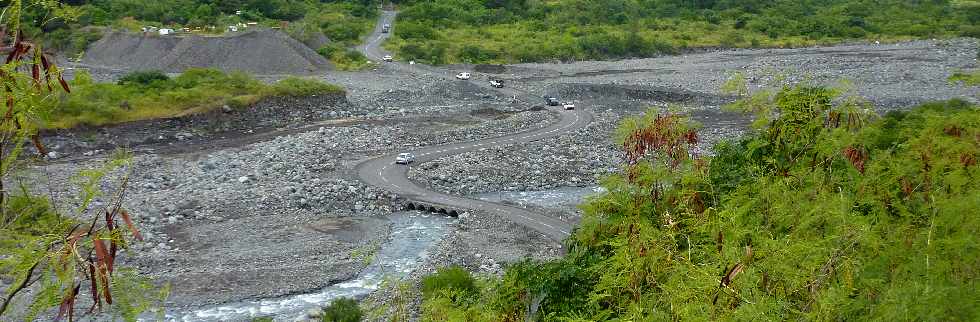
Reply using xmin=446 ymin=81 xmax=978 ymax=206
xmin=84 ymin=29 xmax=332 ymax=74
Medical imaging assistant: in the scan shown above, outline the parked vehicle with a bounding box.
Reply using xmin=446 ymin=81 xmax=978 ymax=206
xmin=382 ymin=24 xmax=390 ymax=33
xmin=455 ymin=72 xmax=471 ymax=80
xmin=395 ymin=153 xmax=416 ymax=164
xmin=383 ymin=55 xmax=393 ymax=62
xmin=563 ymin=102 xmax=576 ymax=110
xmin=489 ymin=79 xmax=503 ymax=88
xmin=543 ymin=96 xmax=560 ymax=106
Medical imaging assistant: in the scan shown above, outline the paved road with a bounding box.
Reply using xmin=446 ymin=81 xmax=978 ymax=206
xmin=358 ymin=10 xmax=397 ymax=62
xmin=354 ymin=10 xmax=592 ymax=241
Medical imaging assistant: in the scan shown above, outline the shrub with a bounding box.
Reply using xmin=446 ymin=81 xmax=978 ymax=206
xmin=50 ymin=70 xmax=342 ymax=128
xmin=117 ymin=70 xmax=170 ymax=86
xmin=272 ymin=77 xmax=344 ymax=96
xmin=173 ymin=68 xmax=227 ymax=88
xmin=317 ymin=44 xmax=371 ymax=71
xmin=321 ymin=297 xmax=362 ymax=322
xmin=421 ymin=266 xmax=479 ymax=300
xmin=948 ymin=71 xmax=980 ymax=86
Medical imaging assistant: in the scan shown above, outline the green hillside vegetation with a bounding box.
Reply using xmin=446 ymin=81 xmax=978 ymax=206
xmin=49 ymin=69 xmax=343 ymax=128
xmin=23 ymin=1 xmax=380 ymax=60
xmin=418 ymin=82 xmax=980 ymax=320
xmin=386 ymin=0 xmax=980 ymax=64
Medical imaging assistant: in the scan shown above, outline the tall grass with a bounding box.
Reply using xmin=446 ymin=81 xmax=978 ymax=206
xmin=49 ymin=68 xmax=343 ymax=128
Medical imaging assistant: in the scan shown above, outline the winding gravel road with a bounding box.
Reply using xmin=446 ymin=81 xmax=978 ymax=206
xmin=355 ymin=11 xmax=591 ymax=241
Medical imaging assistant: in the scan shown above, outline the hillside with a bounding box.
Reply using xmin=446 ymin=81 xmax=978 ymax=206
xmin=386 ymin=0 xmax=980 ymax=64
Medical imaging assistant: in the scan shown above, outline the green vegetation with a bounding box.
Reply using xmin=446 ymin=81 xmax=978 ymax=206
xmin=387 ymin=0 xmax=980 ymax=64
xmin=318 ymin=43 xmax=373 ymax=71
xmin=50 ymin=68 xmax=343 ymax=128
xmin=421 ymin=266 xmax=479 ymax=299
xmin=321 ymin=297 xmax=364 ymax=322
xmin=949 ymin=70 xmax=980 ymax=86
xmin=20 ymin=1 xmax=380 ymax=59
xmin=1 ymin=3 xmax=166 ymax=320
xmin=417 ymin=79 xmax=980 ymax=320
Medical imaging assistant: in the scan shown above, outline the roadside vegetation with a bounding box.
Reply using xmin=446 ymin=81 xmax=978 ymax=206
xmin=386 ymin=0 xmax=980 ymax=64
xmin=318 ymin=43 xmax=373 ymax=71
xmin=50 ymin=69 xmax=343 ymax=128
xmin=415 ymin=78 xmax=980 ymax=320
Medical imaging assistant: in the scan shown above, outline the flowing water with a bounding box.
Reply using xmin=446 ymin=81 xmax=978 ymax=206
xmin=157 ymin=186 xmax=598 ymax=321
xmin=161 ymin=211 xmax=452 ymax=321
xmin=471 ymin=186 xmax=603 ymax=208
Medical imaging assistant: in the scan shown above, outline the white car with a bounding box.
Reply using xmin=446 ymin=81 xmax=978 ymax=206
xmin=382 ymin=55 xmax=393 ymax=62
xmin=562 ymin=102 xmax=576 ymax=110
xmin=489 ymin=79 xmax=503 ymax=88
xmin=395 ymin=153 xmax=416 ymax=164
xmin=455 ymin=72 xmax=471 ymax=80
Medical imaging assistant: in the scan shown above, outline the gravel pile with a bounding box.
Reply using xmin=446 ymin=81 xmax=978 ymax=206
xmin=83 ymin=29 xmax=331 ymax=74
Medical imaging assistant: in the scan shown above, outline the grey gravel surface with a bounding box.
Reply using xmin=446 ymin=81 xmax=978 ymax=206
xmin=488 ymin=38 xmax=979 ymax=109
xmin=30 ymin=105 xmax=556 ymax=310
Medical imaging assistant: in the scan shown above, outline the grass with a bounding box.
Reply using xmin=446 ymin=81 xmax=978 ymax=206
xmin=317 ymin=43 xmax=374 ymax=71
xmin=949 ymin=70 xmax=980 ymax=86
xmin=49 ymin=68 xmax=343 ymax=128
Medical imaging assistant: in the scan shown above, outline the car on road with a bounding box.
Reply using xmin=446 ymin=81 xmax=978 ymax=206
xmin=543 ymin=96 xmax=560 ymax=106
xmin=455 ymin=72 xmax=471 ymax=80
xmin=395 ymin=153 xmax=415 ymax=164
xmin=382 ymin=24 xmax=390 ymax=33
xmin=562 ymin=102 xmax=576 ymax=110
xmin=382 ymin=55 xmax=393 ymax=62
xmin=489 ymin=79 xmax=503 ymax=88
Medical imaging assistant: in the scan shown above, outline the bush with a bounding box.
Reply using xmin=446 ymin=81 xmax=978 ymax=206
xmin=317 ymin=44 xmax=371 ymax=71
xmin=321 ymin=297 xmax=362 ymax=322
xmin=172 ymin=68 xmax=227 ymax=88
xmin=50 ymin=69 xmax=342 ymax=128
xmin=948 ymin=71 xmax=980 ymax=86
xmin=117 ymin=70 xmax=170 ymax=87
xmin=421 ymin=266 xmax=479 ymax=300
xmin=272 ymin=77 xmax=344 ymax=96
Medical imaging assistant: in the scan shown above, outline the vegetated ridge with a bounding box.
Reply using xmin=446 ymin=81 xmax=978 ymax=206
xmin=414 ymin=85 xmax=980 ymax=320
xmin=386 ymin=0 xmax=979 ymax=64
xmin=83 ymin=29 xmax=332 ymax=74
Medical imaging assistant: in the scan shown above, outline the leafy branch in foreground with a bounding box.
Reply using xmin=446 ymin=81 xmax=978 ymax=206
xmin=0 ymin=2 xmax=166 ymax=320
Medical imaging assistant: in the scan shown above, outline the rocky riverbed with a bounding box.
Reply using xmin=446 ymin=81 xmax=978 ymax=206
xmin=29 ymin=103 xmax=556 ymax=312
xmin=16 ymin=38 xmax=979 ymax=321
